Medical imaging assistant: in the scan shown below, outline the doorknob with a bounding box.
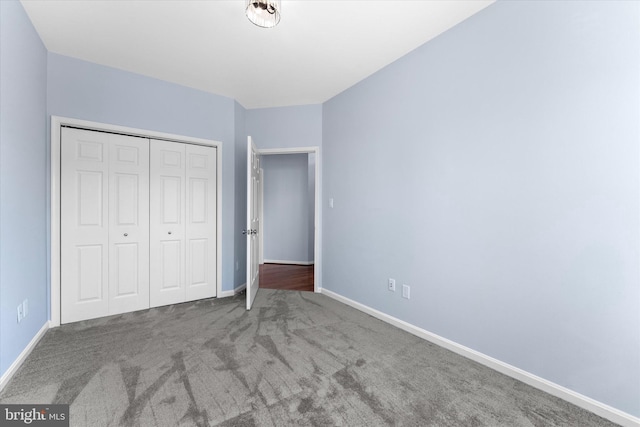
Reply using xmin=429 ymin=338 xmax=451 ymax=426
xmin=168 ymin=231 xmax=172 ymax=235
xmin=242 ymin=230 xmax=247 ymax=235
xmin=124 ymin=233 xmax=128 ymax=237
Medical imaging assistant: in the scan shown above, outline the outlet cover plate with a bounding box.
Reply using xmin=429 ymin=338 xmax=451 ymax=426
xmin=402 ymin=284 xmax=410 ymax=299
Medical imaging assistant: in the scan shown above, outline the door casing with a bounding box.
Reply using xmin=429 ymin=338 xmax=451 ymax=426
xmin=50 ymin=116 xmax=222 ymax=327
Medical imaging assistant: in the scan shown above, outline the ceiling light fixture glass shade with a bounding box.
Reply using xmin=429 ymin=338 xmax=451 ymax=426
xmin=246 ymin=0 xmax=281 ymax=28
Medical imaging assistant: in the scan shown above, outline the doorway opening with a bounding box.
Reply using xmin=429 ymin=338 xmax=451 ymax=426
xmin=258 ymin=147 xmax=320 ymax=292
xmin=246 ymin=140 xmax=320 ymax=310
xmin=259 ymin=151 xmax=315 ymax=292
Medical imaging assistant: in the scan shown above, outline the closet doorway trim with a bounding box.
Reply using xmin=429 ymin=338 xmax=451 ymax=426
xmin=50 ymin=116 xmax=223 ymax=327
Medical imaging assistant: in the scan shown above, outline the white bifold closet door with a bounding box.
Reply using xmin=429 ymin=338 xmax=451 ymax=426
xmin=61 ymin=128 xmax=150 ymax=323
xmin=150 ymin=140 xmax=217 ymax=307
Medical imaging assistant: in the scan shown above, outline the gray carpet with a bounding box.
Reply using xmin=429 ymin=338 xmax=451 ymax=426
xmin=0 ymin=289 xmax=615 ymax=426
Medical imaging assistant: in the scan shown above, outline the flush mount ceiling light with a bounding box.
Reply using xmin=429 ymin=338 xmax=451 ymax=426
xmin=246 ymin=0 xmax=281 ymax=28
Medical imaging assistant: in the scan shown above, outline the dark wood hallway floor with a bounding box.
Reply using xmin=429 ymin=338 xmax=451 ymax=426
xmin=259 ymin=263 xmax=314 ymax=292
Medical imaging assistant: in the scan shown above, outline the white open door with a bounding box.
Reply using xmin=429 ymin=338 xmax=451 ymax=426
xmin=246 ymin=136 xmax=260 ymax=310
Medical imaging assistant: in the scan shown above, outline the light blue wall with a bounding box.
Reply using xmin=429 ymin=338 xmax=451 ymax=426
xmin=245 ymin=105 xmax=322 ymax=150
xmin=0 ymin=0 xmax=48 ymax=376
xmin=47 ymin=53 xmax=238 ymax=293
xmin=322 ymin=0 xmax=639 ymax=417
xmin=262 ymin=154 xmax=313 ymax=263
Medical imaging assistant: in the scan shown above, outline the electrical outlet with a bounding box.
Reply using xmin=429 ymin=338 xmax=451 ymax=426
xmin=402 ymin=284 xmax=410 ymax=299
xmin=23 ymin=299 xmax=28 ymax=317
xmin=17 ymin=304 xmax=23 ymax=323
xmin=388 ymin=278 xmax=396 ymax=292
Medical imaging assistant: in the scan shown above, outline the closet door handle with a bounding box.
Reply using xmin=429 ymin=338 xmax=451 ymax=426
xmin=168 ymin=231 xmax=172 ymax=235
xmin=124 ymin=233 xmax=128 ymax=237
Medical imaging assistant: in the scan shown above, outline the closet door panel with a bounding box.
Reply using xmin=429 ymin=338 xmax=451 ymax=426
xmin=61 ymin=128 xmax=110 ymax=323
xmin=61 ymin=127 xmax=218 ymax=322
xmin=150 ymin=140 xmax=186 ymax=307
xmin=108 ymin=135 xmax=150 ymax=315
xmin=185 ymin=144 xmax=217 ymax=301
xmin=160 ymin=240 xmax=182 ymax=289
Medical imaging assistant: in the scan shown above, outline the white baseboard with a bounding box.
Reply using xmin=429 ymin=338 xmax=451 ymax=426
xmin=0 ymin=321 xmax=50 ymax=392
xmin=320 ymin=288 xmax=640 ymax=427
xmin=264 ymin=259 xmax=314 ymax=266
xmin=219 ymin=283 xmax=246 ymax=298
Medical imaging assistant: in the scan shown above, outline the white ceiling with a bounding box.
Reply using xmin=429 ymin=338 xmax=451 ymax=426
xmin=21 ymin=0 xmax=494 ymax=109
